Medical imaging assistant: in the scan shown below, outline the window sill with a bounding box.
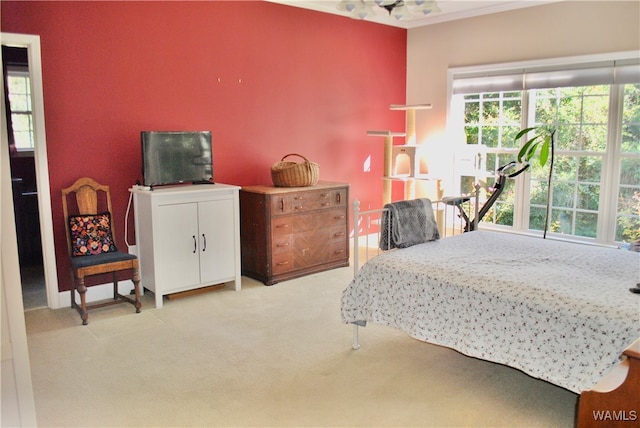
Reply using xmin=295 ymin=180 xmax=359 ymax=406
xmin=11 ymin=149 xmax=35 ymax=158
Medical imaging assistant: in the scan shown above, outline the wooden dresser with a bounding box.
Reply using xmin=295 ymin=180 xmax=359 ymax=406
xmin=240 ymin=182 xmax=349 ymax=285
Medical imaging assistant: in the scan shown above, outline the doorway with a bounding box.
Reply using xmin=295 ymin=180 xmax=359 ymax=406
xmin=3 ymin=45 xmax=46 ymax=310
xmin=2 ymin=32 xmax=59 ymax=310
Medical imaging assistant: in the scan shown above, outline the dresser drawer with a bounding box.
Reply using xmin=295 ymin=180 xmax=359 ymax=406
xmin=331 ymin=188 xmax=347 ymax=208
xmin=327 ymin=224 xmax=347 ymax=242
xmin=327 ymin=241 xmax=348 ymax=262
xmin=272 ymin=217 xmax=293 ymax=237
xmin=326 ymin=208 xmax=347 ymax=226
xmin=291 ymin=225 xmax=346 ymax=249
xmin=291 ymin=236 xmax=347 ymax=268
xmin=275 ymin=209 xmax=345 ymax=234
xmin=269 ymin=188 xmax=340 ymax=215
xmin=272 ymin=252 xmax=294 ymax=274
xmin=272 ymin=234 xmax=293 ymax=254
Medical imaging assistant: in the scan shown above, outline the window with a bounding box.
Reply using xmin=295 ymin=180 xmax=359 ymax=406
xmin=528 ymin=85 xmax=611 ymax=239
xmin=459 ymin=91 xmax=522 ymax=227
xmin=449 ymin=53 xmax=640 ymax=245
xmin=6 ymin=66 xmax=35 ymax=152
xmin=618 ymin=84 xmax=640 ymax=243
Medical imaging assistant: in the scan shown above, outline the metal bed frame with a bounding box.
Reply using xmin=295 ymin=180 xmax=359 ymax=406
xmin=350 ymin=192 xmax=479 ymax=350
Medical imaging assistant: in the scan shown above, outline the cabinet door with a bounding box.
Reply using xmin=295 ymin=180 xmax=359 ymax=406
xmin=198 ymin=198 xmax=236 ymax=283
xmin=156 ymin=203 xmax=201 ymax=290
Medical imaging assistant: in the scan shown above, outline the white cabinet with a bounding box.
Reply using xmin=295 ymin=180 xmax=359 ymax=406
xmin=131 ymin=184 xmax=241 ymax=308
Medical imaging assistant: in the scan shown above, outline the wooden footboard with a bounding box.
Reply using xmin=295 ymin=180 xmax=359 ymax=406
xmin=577 ymin=338 xmax=640 ymax=427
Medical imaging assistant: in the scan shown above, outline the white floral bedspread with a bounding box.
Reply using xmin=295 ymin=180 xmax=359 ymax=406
xmin=341 ymin=231 xmax=640 ymax=393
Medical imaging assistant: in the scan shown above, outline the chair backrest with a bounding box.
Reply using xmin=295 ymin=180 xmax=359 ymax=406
xmin=61 ymin=177 xmax=115 ymax=257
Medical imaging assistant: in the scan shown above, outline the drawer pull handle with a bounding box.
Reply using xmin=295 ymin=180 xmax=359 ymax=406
xmin=277 ymin=261 xmax=289 ymax=266
xmin=334 ymin=232 xmax=345 ymax=237
xmin=320 ymin=193 xmax=329 ymax=198
xmin=335 ymin=249 xmax=345 ymax=254
xmin=294 ymin=196 xmax=303 ymax=200
xmin=202 ymin=233 xmax=207 ymax=252
xmin=275 ymin=224 xmax=290 ymax=229
xmin=337 ymin=193 xmax=342 ymax=203
xmin=276 ymin=242 xmax=290 ymax=247
xmin=294 ymin=205 xmax=303 ymax=210
xmin=192 ymin=235 xmax=197 ymax=253
xmin=335 ymin=215 xmax=345 ymax=219
xmin=280 ymin=200 xmax=285 ymax=211
xmin=321 ymin=202 xmax=330 ymax=207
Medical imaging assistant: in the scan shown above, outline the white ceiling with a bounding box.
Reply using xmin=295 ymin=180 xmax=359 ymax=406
xmin=266 ymin=0 xmax=560 ymax=29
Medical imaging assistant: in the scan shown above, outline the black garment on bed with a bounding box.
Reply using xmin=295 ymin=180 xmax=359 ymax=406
xmin=379 ymin=198 xmax=439 ymax=250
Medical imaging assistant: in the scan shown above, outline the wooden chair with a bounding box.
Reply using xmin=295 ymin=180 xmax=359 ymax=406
xmin=62 ymin=177 xmax=141 ymax=325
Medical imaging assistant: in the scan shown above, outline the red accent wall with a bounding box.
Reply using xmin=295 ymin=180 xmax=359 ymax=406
xmin=2 ymin=0 xmax=406 ymax=291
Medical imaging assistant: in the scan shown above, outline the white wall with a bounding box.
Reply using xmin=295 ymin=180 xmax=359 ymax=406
xmin=406 ymin=0 xmax=640 ymax=193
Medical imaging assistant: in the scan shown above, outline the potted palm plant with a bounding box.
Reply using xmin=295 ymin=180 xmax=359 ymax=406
xmin=516 ymin=127 xmax=556 ymax=238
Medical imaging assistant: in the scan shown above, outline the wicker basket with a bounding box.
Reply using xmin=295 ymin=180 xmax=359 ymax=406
xmin=271 ymin=153 xmax=320 ymax=187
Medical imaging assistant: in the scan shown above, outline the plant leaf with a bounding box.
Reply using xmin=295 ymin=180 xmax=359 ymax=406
xmin=517 ymin=135 xmax=541 ymax=163
xmin=539 ymin=140 xmax=549 ymax=167
xmin=517 ymin=146 xmax=530 ymax=163
xmin=515 ymin=127 xmax=536 ymax=141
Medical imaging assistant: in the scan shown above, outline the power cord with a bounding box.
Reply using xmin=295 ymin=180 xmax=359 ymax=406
xmin=125 ymin=189 xmax=133 ymax=249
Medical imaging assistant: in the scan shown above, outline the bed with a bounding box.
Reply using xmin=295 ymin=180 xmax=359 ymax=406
xmin=341 ymin=198 xmax=640 ymax=423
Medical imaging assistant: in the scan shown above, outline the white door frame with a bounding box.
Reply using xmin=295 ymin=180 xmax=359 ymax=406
xmin=2 ymin=32 xmax=60 ymax=309
xmin=1 ymin=32 xmax=40 ymax=427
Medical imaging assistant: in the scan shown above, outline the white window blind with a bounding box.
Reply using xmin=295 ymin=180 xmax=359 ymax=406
xmin=452 ymin=56 xmax=640 ymax=95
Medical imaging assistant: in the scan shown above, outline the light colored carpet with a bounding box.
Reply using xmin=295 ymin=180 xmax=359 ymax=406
xmin=25 ymin=267 xmax=578 ymax=427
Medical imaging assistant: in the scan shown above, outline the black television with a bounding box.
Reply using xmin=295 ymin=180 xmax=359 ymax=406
xmin=141 ymin=131 xmax=213 ymax=187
